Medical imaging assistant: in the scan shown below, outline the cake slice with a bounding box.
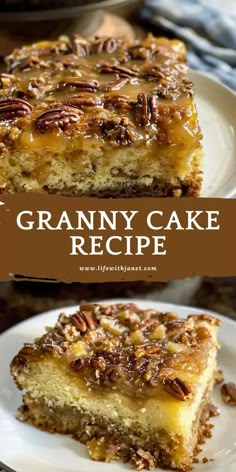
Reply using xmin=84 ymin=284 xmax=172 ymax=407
xmin=0 ymin=34 xmax=202 ymax=196
xmin=11 ymin=303 xmax=220 ymax=471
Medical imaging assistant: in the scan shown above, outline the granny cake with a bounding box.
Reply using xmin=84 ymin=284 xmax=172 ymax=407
xmin=11 ymin=303 xmax=220 ymax=471
xmin=0 ymin=34 xmax=203 ymax=196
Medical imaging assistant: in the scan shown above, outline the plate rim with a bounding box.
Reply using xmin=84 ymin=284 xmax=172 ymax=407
xmin=189 ymin=70 xmax=236 ymax=199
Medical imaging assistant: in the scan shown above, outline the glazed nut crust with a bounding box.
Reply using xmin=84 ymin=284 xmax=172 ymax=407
xmin=11 ymin=303 xmax=220 ymax=401
xmin=0 ymin=34 xmax=198 ymax=145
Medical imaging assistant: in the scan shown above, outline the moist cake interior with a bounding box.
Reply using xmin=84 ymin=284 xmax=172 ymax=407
xmin=11 ymin=303 xmax=220 ymax=471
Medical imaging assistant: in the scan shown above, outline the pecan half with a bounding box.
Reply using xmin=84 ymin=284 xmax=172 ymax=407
xmin=104 ymin=94 xmax=132 ymax=110
xmin=0 ymin=97 xmax=32 ymax=121
xmin=93 ymin=37 xmax=123 ymax=54
xmin=101 ymin=78 xmax=129 ymax=92
xmin=59 ymin=79 xmax=99 ymax=92
xmin=66 ymin=95 xmax=101 ymax=108
xmin=136 ymin=93 xmax=163 ymax=126
xmin=71 ymin=35 xmax=91 ymax=56
xmin=97 ymin=63 xmax=138 ymax=78
xmin=149 ymin=95 xmax=158 ymax=123
xmin=72 ymin=311 xmax=96 ymax=333
xmin=136 ymin=93 xmax=149 ymax=126
xmin=221 ymin=382 xmax=236 ymax=405
xmin=164 ymin=378 xmax=192 ymax=401
xmin=36 ymin=105 xmax=82 ymax=133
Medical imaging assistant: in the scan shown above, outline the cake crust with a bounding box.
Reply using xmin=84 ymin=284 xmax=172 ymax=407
xmin=0 ymin=34 xmax=203 ymax=196
xmin=11 ymin=303 xmax=220 ymax=471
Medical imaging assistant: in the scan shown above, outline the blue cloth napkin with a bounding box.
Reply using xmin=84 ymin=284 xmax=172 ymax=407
xmin=141 ymin=0 xmax=236 ymax=90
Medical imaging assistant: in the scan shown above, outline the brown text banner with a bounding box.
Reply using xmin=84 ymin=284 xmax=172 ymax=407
xmin=0 ymin=195 xmax=234 ymax=282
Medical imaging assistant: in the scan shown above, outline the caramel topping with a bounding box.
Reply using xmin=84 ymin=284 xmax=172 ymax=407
xmin=11 ymin=303 xmax=219 ymax=401
xmin=0 ymin=34 xmax=201 ymax=151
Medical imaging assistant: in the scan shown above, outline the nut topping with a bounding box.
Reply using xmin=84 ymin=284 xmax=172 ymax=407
xmin=164 ymin=378 xmax=192 ymax=401
xmin=136 ymin=93 xmax=159 ymax=127
xmin=72 ymin=311 xmax=96 ymax=333
xmin=11 ymin=303 xmax=220 ymax=401
xmin=128 ymin=45 xmax=152 ymax=61
xmin=104 ymin=94 xmax=132 ymax=110
xmin=59 ymin=79 xmax=99 ymax=92
xmin=97 ymin=63 xmax=138 ymax=78
xmin=66 ymin=95 xmax=101 ymax=108
xmin=0 ymin=97 xmax=32 ymax=121
xmin=101 ymin=117 xmax=139 ymax=145
xmin=221 ymin=382 xmax=236 ymax=405
xmin=136 ymin=93 xmax=149 ymax=126
xmin=71 ymin=35 xmax=91 ymax=56
xmin=36 ymin=105 xmax=82 ymax=133
xmin=93 ymin=37 xmax=123 ymax=54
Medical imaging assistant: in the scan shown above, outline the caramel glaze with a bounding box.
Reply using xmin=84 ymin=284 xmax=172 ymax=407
xmin=0 ymin=34 xmax=202 ymax=153
xmin=11 ymin=303 xmax=220 ymax=401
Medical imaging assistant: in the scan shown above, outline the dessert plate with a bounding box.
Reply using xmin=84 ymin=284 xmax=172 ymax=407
xmin=0 ymin=300 xmax=235 ymax=472
xmin=189 ymin=70 xmax=236 ymax=198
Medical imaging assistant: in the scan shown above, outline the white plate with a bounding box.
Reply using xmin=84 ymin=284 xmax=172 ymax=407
xmin=189 ymin=70 xmax=236 ymax=198
xmin=0 ymin=300 xmax=236 ymax=472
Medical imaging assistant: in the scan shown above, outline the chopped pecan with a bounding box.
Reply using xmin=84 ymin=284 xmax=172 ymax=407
xmin=164 ymin=377 xmax=192 ymax=401
xmin=40 ymin=343 xmax=63 ymax=357
xmin=93 ymin=37 xmax=123 ymax=54
xmin=215 ymin=368 xmax=224 ymax=384
xmin=70 ymin=357 xmax=90 ymax=372
xmin=49 ymin=40 xmax=71 ymax=55
xmin=35 ymin=105 xmax=82 ymax=133
xmin=9 ymin=55 xmax=50 ymax=73
xmin=59 ymin=79 xmax=99 ymax=92
xmin=100 ymin=366 xmax=119 ymax=384
xmin=90 ymin=357 xmax=107 ymax=372
xmin=97 ymin=62 xmax=138 ymax=78
xmin=135 ymin=449 xmax=155 ymax=471
xmin=139 ymin=318 xmax=160 ymax=332
xmin=221 ymin=382 xmax=236 ymax=405
xmin=101 ymin=116 xmax=138 ymax=145
xmin=0 ymin=97 xmax=32 ymax=121
xmin=208 ymin=403 xmax=220 ymax=417
xmin=72 ymin=311 xmax=96 ymax=333
xmin=104 ymin=94 xmax=132 ymax=110
xmin=165 ymin=320 xmax=188 ymax=338
xmin=158 ymin=312 xmax=178 ymax=323
xmin=128 ymin=45 xmax=152 ymax=61
xmin=0 ymin=73 xmax=15 ymax=89
xmin=71 ymin=35 xmax=91 ymax=56
xmin=66 ymin=95 xmax=101 ymax=108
